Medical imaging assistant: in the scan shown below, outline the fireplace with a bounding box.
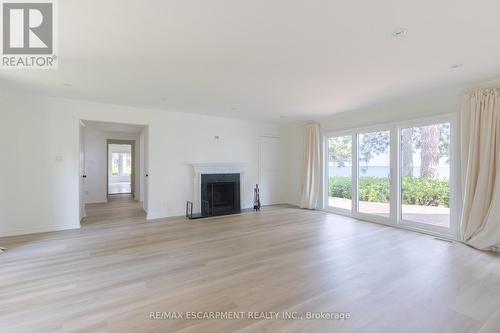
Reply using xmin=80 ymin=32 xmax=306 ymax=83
xmin=200 ymin=173 xmax=240 ymax=217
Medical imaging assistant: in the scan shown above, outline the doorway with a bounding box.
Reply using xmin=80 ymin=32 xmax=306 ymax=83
xmin=79 ymin=121 xmax=86 ymax=220
xmin=107 ymin=140 xmax=135 ymax=197
xmin=78 ymin=120 xmax=149 ymax=225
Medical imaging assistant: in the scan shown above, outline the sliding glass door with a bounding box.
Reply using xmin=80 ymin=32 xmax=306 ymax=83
xmin=324 ymin=115 xmax=456 ymax=238
xmin=356 ymin=130 xmax=392 ymax=219
xmin=399 ymin=121 xmax=452 ymax=234
xmin=326 ymin=135 xmax=353 ymax=212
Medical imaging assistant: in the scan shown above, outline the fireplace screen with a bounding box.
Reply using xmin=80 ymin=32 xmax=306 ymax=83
xmin=201 ymin=173 xmax=240 ymax=217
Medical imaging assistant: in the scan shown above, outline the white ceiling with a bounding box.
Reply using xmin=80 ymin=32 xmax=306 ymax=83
xmin=2 ymin=0 xmax=500 ymax=121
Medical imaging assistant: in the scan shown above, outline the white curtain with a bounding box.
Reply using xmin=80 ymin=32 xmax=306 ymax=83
xmin=300 ymin=123 xmax=321 ymax=209
xmin=460 ymin=88 xmax=500 ymax=252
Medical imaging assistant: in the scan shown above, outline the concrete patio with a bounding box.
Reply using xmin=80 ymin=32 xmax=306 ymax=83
xmin=328 ymin=197 xmax=450 ymax=228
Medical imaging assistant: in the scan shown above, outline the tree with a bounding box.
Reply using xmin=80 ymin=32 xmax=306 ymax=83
xmin=358 ymin=131 xmax=390 ymax=169
xmin=439 ymin=123 xmax=450 ymax=163
xmin=420 ymin=125 xmax=441 ymax=178
xmin=328 ymin=137 xmax=351 ymax=168
xmin=401 ymin=128 xmax=413 ymax=177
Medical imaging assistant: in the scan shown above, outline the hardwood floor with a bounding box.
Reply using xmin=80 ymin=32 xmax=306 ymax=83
xmin=1 ymin=196 xmax=500 ymax=332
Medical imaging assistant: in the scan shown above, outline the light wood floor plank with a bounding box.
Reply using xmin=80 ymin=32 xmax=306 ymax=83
xmin=1 ymin=196 xmax=500 ymax=332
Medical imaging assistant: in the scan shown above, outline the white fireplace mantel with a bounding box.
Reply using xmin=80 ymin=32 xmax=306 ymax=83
xmin=190 ymin=163 xmax=247 ymax=213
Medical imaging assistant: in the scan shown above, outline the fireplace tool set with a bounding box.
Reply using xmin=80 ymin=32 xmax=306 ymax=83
xmin=253 ymin=184 xmax=261 ymax=211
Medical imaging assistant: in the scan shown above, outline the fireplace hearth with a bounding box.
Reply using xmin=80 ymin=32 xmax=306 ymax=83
xmin=188 ymin=163 xmax=246 ymax=219
xmin=186 ymin=173 xmax=241 ymax=219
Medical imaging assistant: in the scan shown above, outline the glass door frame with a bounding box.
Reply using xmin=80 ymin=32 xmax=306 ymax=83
xmin=323 ymin=124 xmax=396 ymax=225
xmin=396 ymin=114 xmax=458 ymax=239
xmin=323 ymin=130 xmax=355 ymax=216
xmin=322 ymin=113 xmax=459 ymax=240
xmin=352 ymin=124 xmax=397 ymax=226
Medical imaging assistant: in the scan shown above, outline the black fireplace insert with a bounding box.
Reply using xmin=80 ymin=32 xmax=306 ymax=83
xmin=200 ymin=173 xmax=240 ymax=217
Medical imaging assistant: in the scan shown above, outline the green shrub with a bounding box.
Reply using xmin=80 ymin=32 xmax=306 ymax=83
xmin=328 ymin=177 xmax=449 ymax=207
xmin=359 ymin=177 xmax=390 ymax=203
xmin=329 ymin=177 xmax=353 ymax=199
xmin=401 ymin=177 xmax=449 ymax=207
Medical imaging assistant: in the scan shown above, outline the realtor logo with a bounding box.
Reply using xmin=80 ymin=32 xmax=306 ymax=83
xmin=1 ymin=0 xmax=57 ymax=68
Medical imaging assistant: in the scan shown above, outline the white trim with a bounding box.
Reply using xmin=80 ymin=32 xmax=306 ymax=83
xmin=0 ymin=223 xmax=81 ymax=238
xmin=322 ymin=133 xmax=328 ymax=210
xmin=323 ymin=132 xmax=355 ymax=212
xmin=397 ymin=114 xmax=458 ymax=239
xmin=322 ymin=129 xmax=353 ymax=137
xmin=191 ymin=162 xmax=247 ymax=171
xmin=324 ymin=207 xmax=352 ymax=216
xmin=322 ymin=209 xmax=456 ymax=241
xmin=352 ymin=126 xmax=393 ymax=225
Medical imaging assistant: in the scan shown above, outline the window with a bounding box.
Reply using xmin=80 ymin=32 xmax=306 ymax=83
xmin=111 ymin=152 xmax=131 ymax=177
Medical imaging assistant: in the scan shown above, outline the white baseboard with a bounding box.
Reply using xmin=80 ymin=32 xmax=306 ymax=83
xmin=0 ymin=223 xmax=81 ymax=238
xmin=146 ymin=212 xmax=169 ymax=220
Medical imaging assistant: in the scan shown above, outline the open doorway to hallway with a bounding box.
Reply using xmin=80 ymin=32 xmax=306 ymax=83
xmin=78 ymin=120 xmax=149 ymax=225
xmin=107 ymin=141 xmax=134 ymax=196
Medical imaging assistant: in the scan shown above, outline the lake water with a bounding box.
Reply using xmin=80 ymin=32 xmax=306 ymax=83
xmin=329 ymin=165 xmax=450 ymax=179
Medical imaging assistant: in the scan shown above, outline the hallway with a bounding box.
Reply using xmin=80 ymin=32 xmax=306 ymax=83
xmin=108 ymin=182 xmax=132 ymax=194
xmin=82 ymin=194 xmax=146 ymax=227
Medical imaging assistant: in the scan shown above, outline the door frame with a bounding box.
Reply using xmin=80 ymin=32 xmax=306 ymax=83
xmin=79 ymin=120 xmax=86 ymax=221
xmin=352 ymin=124 xmax=395 ymax=225
xmin=258 ymin=135 xmax=281 ymax=206
xmin=322 ymin=113 xmax=459 ymax=240
xmin=395 ymin=113 xmax=458 ymax=239
xmin=106 ymin=139 xmax=135 ymax=198
xmin=322 ymin=129 xmax=355 ymax=215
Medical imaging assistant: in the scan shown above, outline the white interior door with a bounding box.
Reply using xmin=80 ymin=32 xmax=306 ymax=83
xmin=142 ymin=127 xmax=149 ymax=212
xmin=259 ymin=136 xmax=282 ymax=206
xmin=79 ymin=122 xmax=86 ymax=221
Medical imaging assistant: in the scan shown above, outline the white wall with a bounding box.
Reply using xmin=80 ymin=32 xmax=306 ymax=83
xmin=84 ymin=127 xmax=141 ymax=203
xmin=0 ymin=90 xmax=287 ymax=236
xmin=318 ymin=88 xmax=461 ymax=133
xmin=2 ymin=82 xmax=476 ymax=237
xmin=0 ymin=92 xmax=82 ymax=236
